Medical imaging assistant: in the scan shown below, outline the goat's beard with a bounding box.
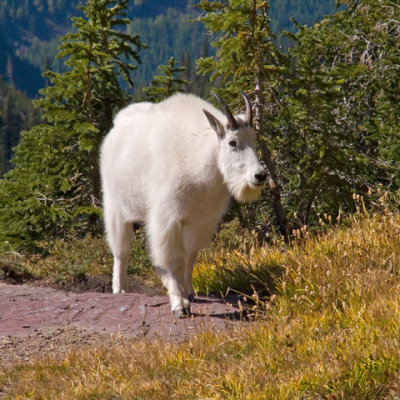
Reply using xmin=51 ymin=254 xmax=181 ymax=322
xmin=228 ymin=180 xmax=263 ymax=203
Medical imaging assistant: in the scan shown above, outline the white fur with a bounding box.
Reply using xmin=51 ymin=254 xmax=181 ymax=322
xmin=100 ymin=93 xmax=266 ymax=315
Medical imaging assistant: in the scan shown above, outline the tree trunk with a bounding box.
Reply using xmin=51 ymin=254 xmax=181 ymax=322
xmin=89 ymin=148 xmax=101 ymax=207
xmin=254 ymin=80 xmax=288 ymax=237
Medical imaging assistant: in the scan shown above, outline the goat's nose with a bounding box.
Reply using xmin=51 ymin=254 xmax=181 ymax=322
xmin=255 ymin=171 xmax=267 ymax=184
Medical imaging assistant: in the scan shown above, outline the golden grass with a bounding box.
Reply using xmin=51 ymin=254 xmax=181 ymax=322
xmin=2 ymin=201 xmax=400 ymax=399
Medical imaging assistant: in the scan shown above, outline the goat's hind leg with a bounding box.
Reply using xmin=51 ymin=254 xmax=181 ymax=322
xmin=104 ymin=205 xmax=133 ymax=294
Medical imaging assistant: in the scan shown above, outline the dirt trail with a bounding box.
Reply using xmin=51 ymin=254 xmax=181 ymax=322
xmin=0 ymin=281 xmax=242 ymax=367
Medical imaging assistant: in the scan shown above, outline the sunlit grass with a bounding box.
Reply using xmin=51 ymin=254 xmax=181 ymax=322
xmin=2 ymin=195 xmax=400 ymax=399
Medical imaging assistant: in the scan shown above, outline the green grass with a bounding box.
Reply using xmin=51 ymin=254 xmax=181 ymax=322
xmin=1 ymin=197 xmax=400 ymax=399
xmin=0 ymin=227 xmax=156 ymax=287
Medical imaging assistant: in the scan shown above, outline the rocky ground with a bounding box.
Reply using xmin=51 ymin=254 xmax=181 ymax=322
xmin=0 ymin=280 xmax=243 ymax=368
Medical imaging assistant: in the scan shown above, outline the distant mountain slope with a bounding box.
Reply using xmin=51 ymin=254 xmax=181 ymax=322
xmin=0 ymin=30 xmax=44 ymax=97
xmin=0 ymin=0 xmax=338 ymax=97
xmin=270 ymin=0 xmax=338 ymax=32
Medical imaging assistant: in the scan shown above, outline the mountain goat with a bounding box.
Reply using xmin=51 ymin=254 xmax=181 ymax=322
xmin=100 ymin=92 xmax=267 ymax=317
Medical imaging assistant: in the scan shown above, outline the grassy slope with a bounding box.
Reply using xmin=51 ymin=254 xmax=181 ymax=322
xmin=1 ymin=200 xmax=400 ymax=399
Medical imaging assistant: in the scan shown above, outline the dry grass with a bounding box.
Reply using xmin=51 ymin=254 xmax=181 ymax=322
xmin=1 ymin=196 xmax=400 ymax=399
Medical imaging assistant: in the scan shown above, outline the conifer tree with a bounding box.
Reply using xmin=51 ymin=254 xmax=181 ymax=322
xmin=142 ymin=57 xmax=188 ymax=102
xmin=279 ymin=23 xmax=356 ymax=225
xmin=283 ymin=0 xmax=400 ymax=222
xmin=0 ymin=0 xmax=144 ymax=250
xmin=196 ymin=0 xmax=289 ymax=235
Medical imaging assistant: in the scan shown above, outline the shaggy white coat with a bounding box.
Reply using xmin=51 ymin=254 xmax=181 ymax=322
xmin=100 ymin=93 xmax=266 ymax=315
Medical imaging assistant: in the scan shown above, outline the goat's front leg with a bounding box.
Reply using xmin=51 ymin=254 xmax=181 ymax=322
xmin=184 ymin=252 xmax=197 ymax=303
xmin=148 ymin=216 xmax=191 ymax=317
xmin=159 ymin=263 xmax=191 ymax=318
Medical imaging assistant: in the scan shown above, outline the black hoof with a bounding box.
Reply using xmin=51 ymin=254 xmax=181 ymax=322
xmin=173 ymin=309 xmax=184 ymax=318
xmin=173 ymin=307 xmax=191 ymax=319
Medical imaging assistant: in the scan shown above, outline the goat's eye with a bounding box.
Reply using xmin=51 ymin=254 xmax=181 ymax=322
xmin=229 ymin=140 xmax=237 ymax=148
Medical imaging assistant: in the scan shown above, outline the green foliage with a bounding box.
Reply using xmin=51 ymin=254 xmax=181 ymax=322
xmin=197 ymin=0 xmax=287 ymax=93
xmin=142 ymin=56 xmax=188 ymax=102
xmin=0 ymin=0 xmax=144 ymax=251
xmin=278 ymin=0 xmax=400 ymax=224
xmin=273 ymin=26 xmax=363 ymax=225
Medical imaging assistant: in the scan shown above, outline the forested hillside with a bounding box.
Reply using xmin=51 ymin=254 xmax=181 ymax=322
xmin=270 ymin=0 xmax=337 ymax=29
xmin=0 ymin=0 xmax=194 ymax=96
xmin=0 ymin=77 xmax=41 ymax=175
xmin=0 ymin=0 xmax=337 ymax=96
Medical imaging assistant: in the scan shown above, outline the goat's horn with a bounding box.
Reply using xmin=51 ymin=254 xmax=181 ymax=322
xmin=240 ymin=91 xmax=253 ymax=127
xmin=212 ymin=91 xmax=238 ymax=130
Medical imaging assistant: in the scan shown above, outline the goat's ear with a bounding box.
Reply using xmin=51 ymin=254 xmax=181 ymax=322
xmin=203 ymin=109 xmax=225 ymax=139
